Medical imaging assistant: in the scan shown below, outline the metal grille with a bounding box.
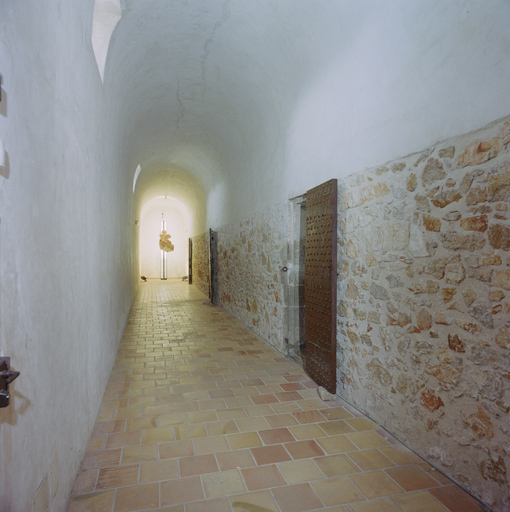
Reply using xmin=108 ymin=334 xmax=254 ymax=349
xmin=304 ymin=179 xmax=338 ymax=394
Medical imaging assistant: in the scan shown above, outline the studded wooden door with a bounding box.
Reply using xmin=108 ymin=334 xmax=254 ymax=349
xmin=304 ymin=179 xmax=338 ymax=394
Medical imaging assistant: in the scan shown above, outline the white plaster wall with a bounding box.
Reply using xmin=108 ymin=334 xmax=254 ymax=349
xmin=140 ymin=205 xmax=189 ymax=278
xmin=0 ymin=1 xmax=135 ymax=510
xmin=284 ymin=0 xmax=510 ymax=200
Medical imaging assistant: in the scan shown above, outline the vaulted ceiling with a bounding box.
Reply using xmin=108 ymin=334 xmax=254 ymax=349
xmin=94 ymin=0 xmax=510 ymax=231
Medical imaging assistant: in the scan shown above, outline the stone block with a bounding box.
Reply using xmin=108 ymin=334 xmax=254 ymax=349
xmin=491 ymin=269 xmax=510 ymax=290
xmin=382 ymin=221 xmax=409 ymax=251
xmin=460 ymin=214 xmax=488 ymax=232
xmin=492 ymin=304 xmax=502 ymax=315
xmin=407 ymin=173 xmax=417 ymax=191
xmin=434 ymin=312 xmax=450 ymax=325
xmin=445 ymin=258 xmax=466 ymax=285
xmin=345 ymin=279 xmax=359 ymax=299
xmin=489 ymin=289 xmax=505 ymax=302
xmin=346 ymin=240 xmax=359 ymax=259
xmin=499 ymin=120 xmax=510 ymax=145
xmin=424 ymin=258 xmax=447 ymax=279
xmin=338 ymin=300 xmax=352 ymax=318
xmin=462 ymin=287 xmax=477 ymax=307
xmin=420 ymin=389 xmax=444 ymax=411
xmin=365 ymin=226 xmax=382 ymax=251
xmin=370 ymin=283 xmax=389 ymax=300
xmin=366 ymin=358 xmax=393 ymax=386
xmin=441 ymin=232 xmax=486 ymax=252
xmin=414 ymin=194 xmax=431 ymax=212
xmin=385 ymin=273 xmax=404 ymax=288
xmin=458 ymin=138 xmax=501 ymax=167
xmin=479 ymin=456 xmax=507 ymax=485
xmin=457 ymin=320 xmax=482 ymax=334
xmin=439 ymin=146 xmax=455 ymax=159
xmin=423 ymin=214 xmax=441 ymax=232
xmin=459 ymin=172 xmax=475 ymax=194
xmin=487 ymin=167 xmax=510 ymax=202
xmin=466 ymin=187 xmax=487 ymax=206
xmin=397 ymin=312 xmax=411 ymax=327
xmin=468 ymin=301 xmax=493 ymax=328
xmin=417 ymin=309 xmax=432 ymax=330
xmin=463 ymin=408 xmax=494 ymax=439
xmin=414 ymin=147 xmax=435 ymax=168
xmin=409 ymin=280 xmax=427 ymax=294
xmin=448 ymin=334 xmax=465 ymax=353
xmin=488 ymin=224 xmax=510 ymax=250
xmin=422 ymin=158 xmax=446 ymax=187
xmin=442 ymin=288 xmax=457 ymax=303
xmin=431 ymin=189 xmax=462 ymax=208
xmin=366 ymin=252 xmax=377 ymax=267
xmin=425 ymin=364 xmax=461 ymax=390
xmin=442 ymin=211 xmax=462 ymax=221
xmin=346 ymin=329 xmax=360 ymax=344
xmin=481 ymin=253 xmax=502 ymax=266
xmin=358 ymin=182 xmax=390 ymax=205
xmin=367 ymin=311 xmax=380 ymax=324
xmin=495 ymin=325 xmax=509 ymax=348
xmin=467 ymin=267 xmax=493 ymax=282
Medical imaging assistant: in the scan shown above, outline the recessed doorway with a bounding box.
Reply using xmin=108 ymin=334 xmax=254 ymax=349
xmin=139 ymin=197 xmax=190 ymax=278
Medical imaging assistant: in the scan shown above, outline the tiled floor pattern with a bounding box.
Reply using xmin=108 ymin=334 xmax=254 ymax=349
xmin=67 ymin=280 xmax=486 ymax=512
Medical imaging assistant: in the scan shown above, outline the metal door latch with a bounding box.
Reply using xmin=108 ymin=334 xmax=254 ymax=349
xmin=0 ymin=357 xmax=20 ymax=408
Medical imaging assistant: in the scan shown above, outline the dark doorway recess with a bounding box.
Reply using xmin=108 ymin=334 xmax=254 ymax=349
xmin=188 ymin=238 xmax=193 ymax=284
xmin=304 ymin=179 xmax=338 ymax=394
xmin=209 ymin=228 xmax=218 ymax=304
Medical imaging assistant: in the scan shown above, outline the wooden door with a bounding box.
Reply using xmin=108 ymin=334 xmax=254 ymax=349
xmin=304 ymin=179 xmax=338 ymax=394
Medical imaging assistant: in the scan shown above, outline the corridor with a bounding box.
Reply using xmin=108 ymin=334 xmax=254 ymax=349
xmin=66 ymin=280 xmax=485 ymax=512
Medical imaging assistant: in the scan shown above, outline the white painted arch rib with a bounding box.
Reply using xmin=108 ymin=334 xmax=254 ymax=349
xmin=133 ymin=164 xmax=141 ymax=193
xmin=91 ymin=0 xmax=121 ymax=83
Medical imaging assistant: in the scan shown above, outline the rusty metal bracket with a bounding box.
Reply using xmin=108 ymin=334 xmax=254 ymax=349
xmin=0 ymin=357 xmax=20 ymax=408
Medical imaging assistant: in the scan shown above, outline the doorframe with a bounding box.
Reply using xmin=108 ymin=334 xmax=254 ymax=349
xmin=283 ymin=194 xmax=307 ymax=359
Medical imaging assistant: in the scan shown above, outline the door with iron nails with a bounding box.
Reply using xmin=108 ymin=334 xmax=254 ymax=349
xmin=304 ymin=179 xmax=338 ymax=394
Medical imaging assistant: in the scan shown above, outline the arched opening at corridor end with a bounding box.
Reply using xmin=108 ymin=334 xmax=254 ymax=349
xmin=133 ymin=164 xmax=209 ymax=281
xmin=139 ymin=196 xmax=190 ymax=279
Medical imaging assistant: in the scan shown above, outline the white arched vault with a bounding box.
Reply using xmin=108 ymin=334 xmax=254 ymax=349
xmin=134 ymin=164 xmax=207 ymax=236
xmin=99 ymin=0 xmax=510 ymax=233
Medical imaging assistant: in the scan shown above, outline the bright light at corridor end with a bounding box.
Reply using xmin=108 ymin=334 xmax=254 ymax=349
xmin=139 ymin=195 xmax=192 ymax=279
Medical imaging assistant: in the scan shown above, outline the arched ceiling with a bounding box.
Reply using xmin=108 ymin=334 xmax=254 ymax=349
xmin=98 ymin=0 xmax=510 ymax=231
xmin=101 ymin=0 xmax=348 ymax=227
xmin=135 ymin=165 xmax=205 ymax=234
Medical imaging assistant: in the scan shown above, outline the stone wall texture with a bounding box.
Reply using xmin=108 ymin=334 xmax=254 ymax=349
xmin=191 ymin=232 xmax=210 ymax=298
xmin=337 ymin=116 xmax=510 ymax=510
xmin=192 ymin=116 xmax=510 ymax=510
xmin=216 ymin=204 xmax=287 ymax=353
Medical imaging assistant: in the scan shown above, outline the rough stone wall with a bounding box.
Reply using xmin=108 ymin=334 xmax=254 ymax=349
xmin=216 ymin=204 xmax=287 ymax=352
xmin=337 ymin=116 xmax=510 ymax=510
xmin=191 ymin=232 xmax=210 ymax=298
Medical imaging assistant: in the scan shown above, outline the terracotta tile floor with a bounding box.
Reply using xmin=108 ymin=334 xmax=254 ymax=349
xmin=67 ymin=280 xmax=487 ymax=512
